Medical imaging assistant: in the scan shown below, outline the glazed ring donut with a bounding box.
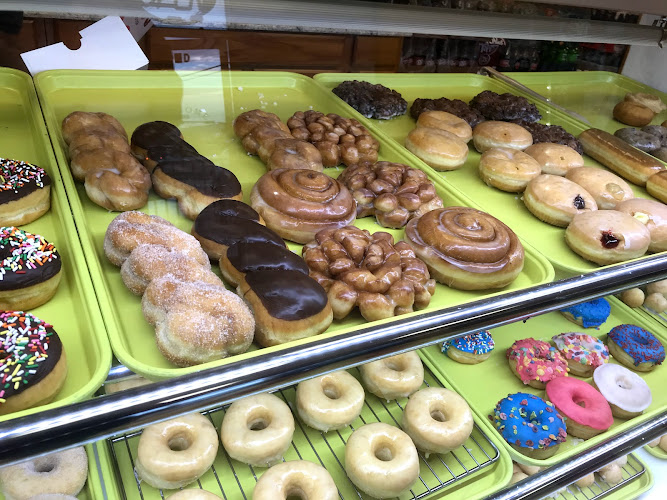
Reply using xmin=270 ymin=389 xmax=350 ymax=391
xmin=0 ymin=446 xmax=88 ymax=500
xmin=523 ymin=174 xmax=598 ymax=227
xmin=565 ymin=211 xmax=651 ymax=265
xmin=135 ymin=413 xmax=219 ymax=490
xmin=401 ymin=387 xmax=474 ymax=456
xmin=360 ymin=351 xmax=424 ymax=400
xmin=252 ymin=461 xmax=338 ymax=500
xmin=344 ymin=422 xmax=420 ymax=498
xmin=167 ymin=491 xmax=222 ymax=500
xmin=607 ymin=324 xmax=665 ymax=372
xmin=0 ymin=227 xmax=62 ymax=311
xmin=616 ymin=198 xmax=667 ymax=253
xmin=416 ymin=110 xmax=473 ymax=142
xmin=478 ymin=147 xmax=541 ymax=192
xmin=564 ymin=167 xmax=634 ymax=210
xmin=524 ymin=142 xmax=584 ymax=176
xmin=472 ymin=121 xmax=533 ymax=153
xmin=296 ymin=371 xmax=365 ymax=432
xmin=0 ymin=158 xmax=51 ymax=226
xmin=592 ymin=363 xmax=652 ymax=418
xmin=221 ymin=393 xmax=295 ymax=467
xmin=545 ymin=377 xmax=613 ymax=439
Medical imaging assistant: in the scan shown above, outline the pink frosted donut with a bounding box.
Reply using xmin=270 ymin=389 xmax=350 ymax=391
xmin=545 ymin=377 xmax=613 ymax=440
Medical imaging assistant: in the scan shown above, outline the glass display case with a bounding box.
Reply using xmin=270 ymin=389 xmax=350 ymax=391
xmin=0 ymin=1 xmax=666 ymax=499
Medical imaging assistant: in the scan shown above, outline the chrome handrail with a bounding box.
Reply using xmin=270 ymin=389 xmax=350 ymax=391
xmin=0 ymin=254 xmax=665 ymax=467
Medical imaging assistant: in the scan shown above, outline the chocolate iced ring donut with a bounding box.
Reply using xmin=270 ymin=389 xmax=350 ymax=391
xmin=614 ymin=128 xmax=661 ymax=153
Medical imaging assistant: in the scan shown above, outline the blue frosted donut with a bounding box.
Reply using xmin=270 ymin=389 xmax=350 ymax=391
xmin=608 ymin=324 xmax=665 ymax=368
xmin=442 ymin=330 xmax=494 ymax=355
xmin=560 ymin=298 xmax=610 ymax=328
xmin=491 ymin=392 xmax=567 ymax=454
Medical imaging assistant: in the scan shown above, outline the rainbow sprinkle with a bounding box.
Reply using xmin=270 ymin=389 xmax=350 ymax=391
xmin=442 ymin=330 xmax=495 ymax=355
xmin=0 ymin=227 xmax=59 ymax=281
xmin=0 ymin=311 xmax=54 ymax=404
xmin=0 ymin=158 xmax=47 ymax=193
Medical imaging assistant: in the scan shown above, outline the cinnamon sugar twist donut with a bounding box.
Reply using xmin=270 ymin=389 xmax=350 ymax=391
xmin=287 ymin=111 xmax=380 ymax=167
xmin=302 ymin=226 xmax=436 ymax=321
xmin=404 ymin=207 xmax=524 ymax=290
xmin=62 ymin=111 xmax=151 ymax=211
xmin=250 ymin=168 xmax=357 ymax=244
xmin=338 ymin=161 xmax=444 ymax=228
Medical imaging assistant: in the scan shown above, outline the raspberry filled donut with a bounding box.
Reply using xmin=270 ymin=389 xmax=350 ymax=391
xmin=296 ymin=371 xmax=365 ymax=432
xmin=402 ymin=387 xmax=474 ymax=456
xmin=344 ymin=423 xmax=419 ymax=498
xmin=360 ymin=351 xmax=423 ymax=400
xmin=551 ymin=332 xmax=609 ymax=377
xmin=607 ymin=324 xmax=665 ymax=372
xmin=0 ymin=446 xmax=88 ymax=500
xmin=592 ymin=363 xmax=652 ymax=418
xmin=0 ymin=227 xmax=62 ymax=310
xmin=135 ymin=413 xmax=218 ymax=489
xmin=0 ymin=158 xmax=51 ymax=226
xmin=506 ymin=338 xmax=569 ymax=389
xmin=252 ymin=461 xmax=338 ymax=500
xmin=545 ymin=377 xmax=613 ymax=439
xmin=221 ymin=393 xmax=295 ymax=467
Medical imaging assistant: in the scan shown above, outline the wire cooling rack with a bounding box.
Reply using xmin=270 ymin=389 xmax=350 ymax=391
xmin=541 ymin=453 xmax=646 ymax=500
xmin=107 ymin=366 xmax=500 ymax=500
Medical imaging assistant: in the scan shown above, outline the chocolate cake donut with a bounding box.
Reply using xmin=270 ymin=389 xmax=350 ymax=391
xmin=332 ymin=80 xmax=407 ymax=120
xmin=470 ymin=91 xmax=542 ymax=123
xmin=516 ymin=121 xmax=584 ymax=155
xmin=410 ymin=98 xmax=486 ymax=128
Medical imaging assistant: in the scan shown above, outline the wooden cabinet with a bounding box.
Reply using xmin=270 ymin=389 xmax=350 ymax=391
xmin=0 ymin=18 xmax=46 ymax=72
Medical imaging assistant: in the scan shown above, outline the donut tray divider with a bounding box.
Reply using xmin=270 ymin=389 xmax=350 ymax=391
xmin=103 ymin=364 xmax=508 ymax=500
xmin=32 ymin=69 xmax=553 ymax=381
xmin=643 ymin=443 xmax=667 ymax=460
xmin=313 ymin=72 xmax=664 ymax=278
xmin=420 ymin=296 xmax=667 ymax=468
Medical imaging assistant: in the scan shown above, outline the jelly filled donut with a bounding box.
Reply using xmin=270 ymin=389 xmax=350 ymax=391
xmin=523 ymin=174 xmax=598 ymax=227
xmin=560 ymin=298 xmax=610 ymax=329
xmin=506 ymin=338 xmax=569 ymax=389
xmin=252 ymin=460 xmax=338 ymax=500
xmin=545 ymin=377 xmax=613 ymax=439
xmin=402 ymin=387 xmax=474 ymax=456
xmin=345 ymin=423 xmax=419 ymax=498
xmin=296 ymin=371 xmax=365 ymax=432
xmin=592 ymin=363 xmax=652 ymax=418
xmin=221 ymin=393 xmax=295 ymax=467
xmin=360 ymin=351 xmax=424 ymax=400
xmin=135 ymin=413 xmax=218 ymax=489
xmin=0 ymin=446 xmax=87 ymax=500
xmin=442 ymin=330 xmax=494 ymax=364
xmin=0 ymin=311 xmax=67 ymax=415
xmin=0 ymin=158 xmax=51 ymax=226
xmin=607 ymin=324 xmax=665 ymax=372
xmin=0 ymin=227 xmax=62 ymax=310
xmin=492 ymin=392 xmax=567 ymax=459
xmin=552 ymin=332 xmax=609 ymax=377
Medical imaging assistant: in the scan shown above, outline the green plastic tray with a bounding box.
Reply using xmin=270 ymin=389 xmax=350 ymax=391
xmin=644 ymin=443 xmax=667 ymax=460
xmin=0 ymin=68 xmax=111 ymax=422
xmin=33 ymin=70 xmax=553 ymax=381
xmin=420 ymin=296 xmax=667 ymax=468
xmin=314 ymin=73 xmax=662 ymax=278
xmin=504 ymin=71 xmax=667 ymax=134
xmin=96 ymin=355 xmax=512 ymax=500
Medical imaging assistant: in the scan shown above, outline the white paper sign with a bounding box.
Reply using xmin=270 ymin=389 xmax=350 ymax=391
xmin=21 ymin=16 xmax=149 ymax=75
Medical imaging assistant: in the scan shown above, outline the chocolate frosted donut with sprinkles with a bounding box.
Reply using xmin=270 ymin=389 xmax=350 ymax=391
xmin=0 ymin=158 xmax=51 ymax=226
xmin=0 ymin=311 xmax=67 ymax=415
xmin=0 ymin=227 xmax=62 ymax=310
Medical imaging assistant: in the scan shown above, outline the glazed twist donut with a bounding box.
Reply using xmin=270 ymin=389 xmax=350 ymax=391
xmin=404 ymin=207 xmax=525 ymax=290
xmin=302 ymin=226 xmax=436 ymax=320
xmin=233 ymin=110 xmax=291 ymax=154
xmin=62 ymin=111 xmax=151 ymax=211
xmin=250 ymin=168 xmax=357 ymax=244
xmin=338 ymin=161 xmax=444 ymax=228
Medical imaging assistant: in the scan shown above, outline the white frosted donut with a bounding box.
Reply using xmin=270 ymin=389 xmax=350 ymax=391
xmin=0 ymin=447 xmax=88 ymax=500
xmin=360 ymin=351 xmax=424 ymax=401
xmin=296 ymin=371 xmax=365 ymax=432
xmin=221 ymin=393 xmax=295 ymax=467
xmin=167 ymin=491 xmax=222 ymax=500
xmin=401 ymin=387 xmax=474 ymax=456
xmin=592 ymin=363 xmax=652 ymax=418
xmin=135 ymin=413 xmax=218 ymax=490
xmin=252 ymin=460 xmax=338 ymax=500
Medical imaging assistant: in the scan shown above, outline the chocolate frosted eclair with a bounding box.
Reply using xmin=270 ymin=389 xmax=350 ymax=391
xmin=238 ymin=270 xmax=333 ymax=347
xmin=220 ymin=241 xmax=309 ymax=286
xmin=130 ymin=121 xmax=243 ymax=219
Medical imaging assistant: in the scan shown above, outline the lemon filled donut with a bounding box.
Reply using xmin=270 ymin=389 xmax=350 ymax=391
xmin=221 ymin=393 xmax=295 ymax=467
xmin=344 ymin=423 xmax=419 ymax=498
xmin=252 ymin=460 xmax=338 ymax=500
xmin=564 ymin=167 xmax=634 ymax=210
xmin=360 ymin=351 xmax=423 ymax=401
xmin=0 ymin=446 xmax=88 ymax=500
xmin=616 ymin=198 xmax=667 ymax=253
xmin=0 ymin=158 xmax=51 ymax=226
xmin=296 ymin=371 xmax=365 ymax=432
xmin=402 ymin=387 xmax=474 ymax=456
xmin=135 ymin=413 xmax=218 ymax=490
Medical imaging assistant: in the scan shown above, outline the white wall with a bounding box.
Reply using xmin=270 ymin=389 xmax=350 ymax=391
xmin=622 ymin=14 xmax=667 ymax=93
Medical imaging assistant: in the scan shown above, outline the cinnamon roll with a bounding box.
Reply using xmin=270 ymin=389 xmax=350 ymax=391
xmin=250 ymin=169 xmax=357 ymax=244
xmin=404 ymin=207 xmax=524 ymax=290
